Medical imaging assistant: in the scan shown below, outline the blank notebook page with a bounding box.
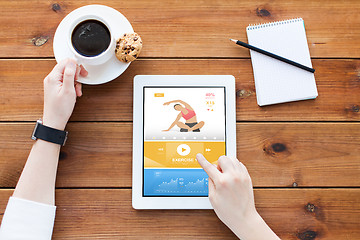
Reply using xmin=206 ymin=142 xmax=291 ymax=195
xmin=246 ymin=18 xmax=318 ymax=106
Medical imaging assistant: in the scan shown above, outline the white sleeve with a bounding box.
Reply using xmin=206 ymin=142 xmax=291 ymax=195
xmin=0 ymin=197 xmax=56 ymax=240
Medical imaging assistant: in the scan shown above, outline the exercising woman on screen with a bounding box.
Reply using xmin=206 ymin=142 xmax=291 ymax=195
xmin=163 ymin=100 xmax=205 ymax=132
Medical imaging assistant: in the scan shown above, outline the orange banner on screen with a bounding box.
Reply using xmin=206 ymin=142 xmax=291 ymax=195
xmin=154 ymin=93 xmax=164 ymax=97
xmin=144 ymin=141 xmax=225 ymax=168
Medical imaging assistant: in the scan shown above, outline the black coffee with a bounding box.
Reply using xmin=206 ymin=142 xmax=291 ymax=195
xmin=71 ymin=20 xmax=111 ymax=57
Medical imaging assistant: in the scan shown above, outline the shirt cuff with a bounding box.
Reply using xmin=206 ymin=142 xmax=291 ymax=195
xmin=0 ymin=197 xmax=56 ymax=240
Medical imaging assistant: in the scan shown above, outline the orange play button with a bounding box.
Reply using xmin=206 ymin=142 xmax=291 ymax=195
xmin=177 ymin=144 xmax=191 ymax=156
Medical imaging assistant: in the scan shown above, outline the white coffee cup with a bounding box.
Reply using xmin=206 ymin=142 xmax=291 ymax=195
xmin=68 ymin=15 xmax=115 ymax=65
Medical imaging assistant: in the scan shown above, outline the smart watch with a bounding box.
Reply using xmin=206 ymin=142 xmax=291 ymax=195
xmin=31 ymin=119 xmax=68 ymax=146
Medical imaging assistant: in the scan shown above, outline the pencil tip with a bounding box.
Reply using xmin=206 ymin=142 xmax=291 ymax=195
xmin=230 ymin=39 xmax=237 ymax=43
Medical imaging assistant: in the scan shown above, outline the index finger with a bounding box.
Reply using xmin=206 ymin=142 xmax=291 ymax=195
xmin=79 ymin=65 xmax=88 ymax=77
xmin=196 ymin=153 xmax=220 ymax=180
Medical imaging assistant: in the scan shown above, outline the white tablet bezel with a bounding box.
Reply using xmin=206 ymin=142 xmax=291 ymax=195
xmin=132 ymin=75 xmax=236 ymax=209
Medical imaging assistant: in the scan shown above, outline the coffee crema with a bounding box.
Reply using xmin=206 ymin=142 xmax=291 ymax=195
xmin=71 ymin=19 xmax=111 ymax=57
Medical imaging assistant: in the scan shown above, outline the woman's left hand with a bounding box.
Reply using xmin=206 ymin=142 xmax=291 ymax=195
xmin=42 ymin=59 xmax=88 ymax=130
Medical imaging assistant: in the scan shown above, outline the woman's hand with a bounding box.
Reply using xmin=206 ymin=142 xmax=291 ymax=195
xmin=196 ymin=154 xmax=279 ymax=240
xmin=196 ymin=154 xmax=256 ymax=229
xmin=42 ymin=59 xmax=88 ymax=130
xmin=163 ymin=102 xmax=170 ymax=106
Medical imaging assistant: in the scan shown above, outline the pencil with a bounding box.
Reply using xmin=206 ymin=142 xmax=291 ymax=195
xmin=230 ymin=39 xmax=315 ymax=73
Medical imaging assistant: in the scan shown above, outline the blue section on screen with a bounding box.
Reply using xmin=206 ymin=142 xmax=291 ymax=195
xmin=144 ymin=169 xmax=209 ymax=196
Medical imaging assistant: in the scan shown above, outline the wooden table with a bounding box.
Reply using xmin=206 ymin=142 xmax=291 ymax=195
xmin=0 ymin=0 xmax=359 ymax=239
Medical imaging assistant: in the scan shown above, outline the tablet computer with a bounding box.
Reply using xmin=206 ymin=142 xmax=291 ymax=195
xmin=132 ymin=75 xmax=236 ymax=209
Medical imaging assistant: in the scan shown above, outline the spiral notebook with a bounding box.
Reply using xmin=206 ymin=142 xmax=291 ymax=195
xmin=246 ymin=18 xmax=318 ymax=106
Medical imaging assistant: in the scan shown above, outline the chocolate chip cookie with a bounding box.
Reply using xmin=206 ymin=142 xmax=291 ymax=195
xmin=115 ymin=32 xmax=142 ymax=63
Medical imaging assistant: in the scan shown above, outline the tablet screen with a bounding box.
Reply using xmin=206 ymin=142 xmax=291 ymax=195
xmin=143 ymin=87 xmax=226 ymax=197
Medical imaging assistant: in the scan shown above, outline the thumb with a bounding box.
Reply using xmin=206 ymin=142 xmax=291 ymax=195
xmin=62 ymin=60 xmax=77 ymax=91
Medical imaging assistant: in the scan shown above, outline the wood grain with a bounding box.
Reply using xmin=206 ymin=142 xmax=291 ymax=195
xmin=0 ymin=0 xmax=359 ymax=58
xmin=0 ymin=1 xmax=358 ymax=238
xmin=0 ymin=122 xmax=358 ymax=188
xmin=0 ymin=59 xmax=359 ymax=122
xmin=0 ymin=189 xmax=359 ymax=239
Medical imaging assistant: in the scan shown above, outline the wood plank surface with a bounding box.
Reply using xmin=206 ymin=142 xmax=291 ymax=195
xmin=0 ymin=59 xmax=359 ymax=122
xmin=0 ymin=0 xmax=359 ymax=58
xmin=0 ymin=0 xmax=359 ymax=239
xmin=0 ymin=122 xmax=358 ymax=188
xmin=0 ymin=189 xmax=359 ymax=239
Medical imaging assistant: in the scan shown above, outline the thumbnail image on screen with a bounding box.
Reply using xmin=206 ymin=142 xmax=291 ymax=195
xmin=143 ymin=87 xmax=226 ymax=196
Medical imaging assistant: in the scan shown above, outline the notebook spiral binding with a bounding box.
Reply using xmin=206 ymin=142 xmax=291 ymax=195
xmin=246 ymin=18 xmax=303 ymax=31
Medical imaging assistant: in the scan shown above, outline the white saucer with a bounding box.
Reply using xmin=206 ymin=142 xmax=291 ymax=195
xmin=53 ymin=5 xmax=134 ymax=85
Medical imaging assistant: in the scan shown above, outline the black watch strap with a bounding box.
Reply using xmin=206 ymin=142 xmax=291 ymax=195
xmin=31 ymin=120 xmax=68 ymax=146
